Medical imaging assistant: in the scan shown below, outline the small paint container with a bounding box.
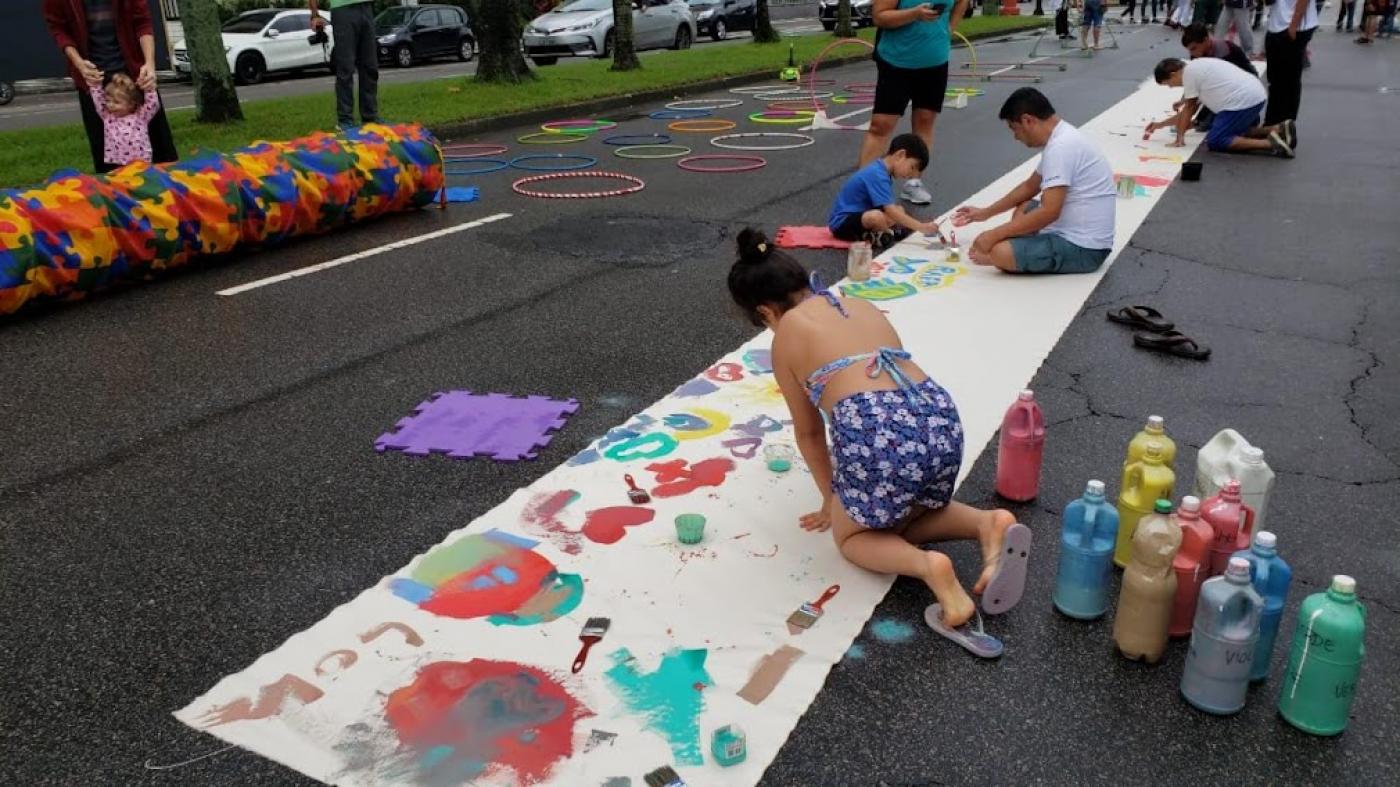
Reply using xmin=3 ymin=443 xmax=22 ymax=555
xmin=946 ymin=249 xmax=961 ymax=263
xmin=764 ymin=443 xmax=794 ymax=473
xmin=1182 ymin=162 xmax=1203 ymax=181
xmin=1116 ymin=175 xmax=1137 ymax=199
xmin=675 ymin=514 xmax=706 ymax=544
xmin=711 ymin=724 xmax=747 ymax=767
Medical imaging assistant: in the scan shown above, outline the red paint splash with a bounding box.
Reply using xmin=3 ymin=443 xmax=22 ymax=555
xmin=581 ymin=506 xmax=656 ymax=544
xmin=646 ymin=458 xmax=737 ymax=498
xmin=425 ymin=549 xmax=557 ymax=619
xmin=704 ymin=362 xmax=745 ymax=382
xmin=521 ymin=490 xmax=584 ymax=555
xmin=385 ymin=660 xmax=591 ymax=785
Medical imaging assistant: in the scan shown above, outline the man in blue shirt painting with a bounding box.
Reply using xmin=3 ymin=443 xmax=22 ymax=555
xmin=856 ymin=0 xmax=967 ymax=206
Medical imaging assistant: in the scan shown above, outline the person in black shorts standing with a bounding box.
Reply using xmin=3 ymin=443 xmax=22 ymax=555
xmin=858 ymin=0 xmax=967 ymax=206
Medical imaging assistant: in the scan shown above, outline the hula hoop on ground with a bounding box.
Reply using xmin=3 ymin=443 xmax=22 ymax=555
xmin=604 ymin=133 xmax=674 ymax=146
xmin=517 ymin=131 xmax=587 ymax=145
xmin=845 ymin=82 xmax=876 ymax=93
xmin=802 ymin=76 xmax=837 ymax=86
xmin=808 ymin=38 xmax=876 ymax=122
xmin=668 ymin=119 xmax=737 ymax=132
xmin=614 ymin=144 xmax=692 ymax=159
xmin=541 ymin=118 xmax=616 ymax=134
xmin=665 ymin=98 xmax=744 ymax=111
xmin=749 ymin=110 xmax=815 ymax=125
xmin=509 ymin=153 xmax=599 ymax=172
xmin=649 ymin=108 xmax=712 ymax=120
xmin=709 ymin=132 xmax=815 ymax=151
xmin=512 ymin=171 xmax=646 ymax=199
xmin=769 ymin=99 xmax=827 ymax=112
xmin=729 ymin=85 xmax=787 ymax=95
xmin=445 ymin=158 xmax=510 ymax=175
xmin=752 ymin=89 xmax=834 ymax=102
xmin=677 ymin=154 xmax=766 ymax=173
xmin=831 ymin=94 xmax=875 ymax=105
xmin=441 ymin=143 xmax=508 ymax=158
xmin=946 ymin=87 xmax=986 ymax=97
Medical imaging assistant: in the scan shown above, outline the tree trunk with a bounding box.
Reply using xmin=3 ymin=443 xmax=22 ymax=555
xmin=611 ymin=0 xmax=642 ymax=71
xmin=477 ymin=0 xmax=536 ymax=82
xmin=181 ymin=0 xmax=243 ymax=122
xmin=753 ymin=0 xmax=781 ymax=42
xmin=836 ymin=0 xmax=854 ymax=37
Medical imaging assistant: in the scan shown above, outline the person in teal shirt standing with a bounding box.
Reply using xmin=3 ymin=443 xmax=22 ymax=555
xmin=311 ymin=0 xmax=379 ymax=128
xmin=858 ymin=0 xmax=967 ymax=206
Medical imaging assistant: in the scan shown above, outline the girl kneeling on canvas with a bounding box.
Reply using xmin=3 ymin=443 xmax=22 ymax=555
xmin=727 ymin=228 xmax=1030 ymax=645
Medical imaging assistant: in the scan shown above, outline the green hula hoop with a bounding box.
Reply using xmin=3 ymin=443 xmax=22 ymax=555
xmin=614 ymin=144 xmax=693 ymax=159
xmin=748 ymin=111 xmax=815 ymax=125
xmin=517 ymin=131 xmax=588 ymax=145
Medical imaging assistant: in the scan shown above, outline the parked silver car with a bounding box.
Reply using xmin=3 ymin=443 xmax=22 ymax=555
xmin=818 ymin=0 xmax=875 ymax=30
xmin=522 ymin=0 xmax=696 ymax=67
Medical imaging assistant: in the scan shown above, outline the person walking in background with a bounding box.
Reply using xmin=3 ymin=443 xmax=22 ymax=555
xmin=310 ymin=0 xmax=380 ymax=128
xmin=1336 ymin=0 xmax=1358 ymax=31
xmin=1217 ymin=0 xmax=1254 ymax=52
xmin=1263 ymin=0 xmax=1318 ymax=124
xmin=43 ymin=0 xmax=178 ymax=174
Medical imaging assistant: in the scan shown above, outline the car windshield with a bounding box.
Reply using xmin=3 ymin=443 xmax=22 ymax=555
xmin=556 ymin=0 xmax=612 ymax=13
xmin=222 ymin=10 xmax=278 ymax=34
xmin=375 ymin=7 xmax=415 ymax=30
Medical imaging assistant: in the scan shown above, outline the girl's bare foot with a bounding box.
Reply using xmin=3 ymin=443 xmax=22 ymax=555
xmin=972 ymin=509 xmax=1018 ymax=594
xmin=923 ymin=551 xmax=976 ymax=627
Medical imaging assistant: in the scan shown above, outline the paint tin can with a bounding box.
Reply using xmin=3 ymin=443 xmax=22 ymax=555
xmin=846 ymin=241 xmax=873 ymax=282
xmin=675 ymin=514 xmax=707 ymax=544
xmin=1182 ymin=162 xmax=1203 ymax=182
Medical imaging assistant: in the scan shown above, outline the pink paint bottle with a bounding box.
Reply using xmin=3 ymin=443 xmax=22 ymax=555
xmin=995 ymin=390 xmax=1045 ymax=502
xmin=1170 ymin=495 xmax=1213 ymax=638
xmin=1202 ymin=480 xmax=1256 ymax=577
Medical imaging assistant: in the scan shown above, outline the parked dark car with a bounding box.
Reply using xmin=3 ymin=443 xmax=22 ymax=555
xmin=375 ymin=4 xmax=475 ymax=67
xmin=818 ymin=0 xmax=874 ymax=30
xmin=687 ymin=0 xmax=755 ymax=40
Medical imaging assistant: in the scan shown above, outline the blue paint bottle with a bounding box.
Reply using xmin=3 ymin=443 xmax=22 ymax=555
xmin=711 ymin=724 xmax=747 ymax=767
xmin=1232 ymin=531 xmax=1292 ymax=682
xmin=1180 ymin=557 xmax=1264 ymax=715
xmin=1053 ymin=480 xmax=1120 ymax=620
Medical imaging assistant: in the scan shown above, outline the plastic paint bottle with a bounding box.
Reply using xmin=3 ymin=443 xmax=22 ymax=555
xmin=1053 ymin=480 xmax=1120 ymax=620
xmin=1201 ymin=480 xmax=1255 ymax=577
xmin=1180 ymin=556 xmax=1264 ymax=715
xmin=1113 ymin=500 xmax=1181 ymax=664
xmin=1114 ymin=441 xmax=1175 ymax=568
xmin=1125 ymin=415 xmax=1176 ymax=472
xmin=1232 ymin=531 xmax=1292 ymax=682
xmin=1278 ymin=575 xmax=1367 ymax=736
xmin=1169 ymin=496 xmax=1213 ymax=638
xmin=1194 ymin=429 xmax=1275 ymax=531
xmin=995 ymin=390 xmax=1045 ymax=502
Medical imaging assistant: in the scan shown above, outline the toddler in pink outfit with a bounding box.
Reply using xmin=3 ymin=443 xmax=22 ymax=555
xmin=88 ymin=72 xmax=161 ymax=167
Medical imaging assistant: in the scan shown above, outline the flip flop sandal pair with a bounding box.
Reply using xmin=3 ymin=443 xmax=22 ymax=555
xmin=1107 ymin=305 xmax=1212 ymax=361
xmin=926 ymin=604 xmax=1004 ymax=659
xmin=922 ymin=523 xmax=1032 ymax=660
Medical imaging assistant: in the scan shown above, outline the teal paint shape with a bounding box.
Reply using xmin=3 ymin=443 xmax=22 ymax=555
xmin=604 ymin=647 xmax=712 ymax=766
xmin=844 ymin=643 xmax=867 ymax=661
xmin=486 ymin=572 xmax=585 ymax=626
xmin=870 ymin=619 xmax=916 ymax=644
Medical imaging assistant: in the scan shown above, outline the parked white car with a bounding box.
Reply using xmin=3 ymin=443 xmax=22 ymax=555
xmin=173 ymin=9 xmax=335 ymax=85
xmin=522 ymin=0 xmax=696 ymax=67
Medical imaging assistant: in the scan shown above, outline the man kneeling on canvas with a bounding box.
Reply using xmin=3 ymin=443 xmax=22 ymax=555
xmin=951 ymin=88 xmax=1115 ymax=275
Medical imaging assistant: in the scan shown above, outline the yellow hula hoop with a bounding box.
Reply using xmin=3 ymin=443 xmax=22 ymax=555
xmin=955 ymin=30 xmax=976 ymax=73
xmin=668 ymin=119 xmax=737 ymax=133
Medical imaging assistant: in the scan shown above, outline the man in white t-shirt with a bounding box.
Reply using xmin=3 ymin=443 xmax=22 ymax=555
xmin=1145 ymin=57 xmax=1295 ymax=157
xmin=951 ymin=88 xmax=1116 ymax=275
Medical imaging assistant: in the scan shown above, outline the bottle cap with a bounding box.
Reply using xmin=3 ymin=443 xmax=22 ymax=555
xmin=1331 ymin=575 xmax=1357 ymax=595
xmin=1222 ymin=479 xmax=1242 ymax=496
xmin=1018 ymin=389 xmax=1034 ymax=401
xmin=1226 ymin=556 xmax=1252 ymax=579
xmin=1146 ymin=415 xmax=1164 ymax=430
xmin=1144 ymin=440 xmax=1163 ymax=459
xmin=1179 ymin=495 xmax=1200 ymax=513
xmin=1154 ymin=499 xmax=1173 ymax=514
xmin=1254 ymin=531 xmax=1277 ymax=550
xmin=1241 ymin=445 xmax=1265 ymax=464
xmin=1085 ymin=479 xmax=1106 ymax=497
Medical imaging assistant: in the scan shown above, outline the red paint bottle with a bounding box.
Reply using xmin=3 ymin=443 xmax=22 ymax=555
xmin=995 ymin=389 xmax=1045 ymax=502
xmin=1202 ymin=479 xmax=1256 ymax=577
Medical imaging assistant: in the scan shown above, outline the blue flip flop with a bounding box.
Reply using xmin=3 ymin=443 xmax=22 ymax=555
xmin=980 ymin=522 xmax=1032 ymax=616
xmin=925 ymin=604 xmax=1004 ymax=659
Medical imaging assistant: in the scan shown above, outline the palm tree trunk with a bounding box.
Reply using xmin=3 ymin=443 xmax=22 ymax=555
xmin=181 ymin=0 xmax=243 ymax=122
xmin=477 ymin=0 xmax=536 ymax=82
xmin=753 ymin=0 xmax=781 ymax=42
xmin=611 ymin=0 xmax=642 ymax=70
xmin=836 ymin=0 xmax=855 ymax=36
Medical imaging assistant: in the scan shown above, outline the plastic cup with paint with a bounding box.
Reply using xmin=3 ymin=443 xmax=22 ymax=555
xmin=675 ymin=514 xmax=707 ymax=544
xmin=764 ymin=443 xmax=794 ymax=473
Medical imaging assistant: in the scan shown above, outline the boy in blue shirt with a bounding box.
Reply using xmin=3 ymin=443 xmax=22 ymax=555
xmin=829 ymin=133 xmax=943 ymax=248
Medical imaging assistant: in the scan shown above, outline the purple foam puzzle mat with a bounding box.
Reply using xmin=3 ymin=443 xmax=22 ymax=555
xmin=374 ymin=391 xmax=580 ymax=462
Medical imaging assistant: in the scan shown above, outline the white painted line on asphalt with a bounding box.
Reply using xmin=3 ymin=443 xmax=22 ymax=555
xmin=216 ymin=212 xmax=512 ymax=297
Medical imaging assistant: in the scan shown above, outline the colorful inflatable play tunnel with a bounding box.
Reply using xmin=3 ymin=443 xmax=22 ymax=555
xmin=0 ymin=123 xmax=444 ymax=316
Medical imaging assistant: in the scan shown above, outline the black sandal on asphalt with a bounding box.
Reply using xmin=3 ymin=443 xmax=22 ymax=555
xmin=1107 ymin=305 xmax=1175 ymax=333
xmin=1133 ymin=330 xmax=1211 ymax=360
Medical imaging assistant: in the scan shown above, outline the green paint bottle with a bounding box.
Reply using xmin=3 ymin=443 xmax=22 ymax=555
xmin=1277 ymin=575 xmax=1367 ymax=736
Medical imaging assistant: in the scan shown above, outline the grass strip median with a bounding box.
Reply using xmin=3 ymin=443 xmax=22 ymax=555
xmin=0 ymin=17 xmax=1046 ymax=189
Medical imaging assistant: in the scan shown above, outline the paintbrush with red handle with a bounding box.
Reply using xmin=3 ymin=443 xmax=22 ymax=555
xmin=572 ymin=617 xmax=611 ymax=673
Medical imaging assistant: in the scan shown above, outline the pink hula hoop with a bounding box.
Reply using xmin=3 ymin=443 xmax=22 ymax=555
xmin=441 ymin=143 xmax=508 ymax=158
xmin=511 ymin=170 xmax=645 ymax=199
xmin=846 ymin=82 xmax=877 ymax=94
xmin=676 ymin=154 xmax=767 ymax=173
xmin=809 ymin=38 xmax=876 ymax=126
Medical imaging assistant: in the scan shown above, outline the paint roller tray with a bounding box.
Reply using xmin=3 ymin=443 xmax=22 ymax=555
xmin=374 ymin=390 xmax=579 ymax=462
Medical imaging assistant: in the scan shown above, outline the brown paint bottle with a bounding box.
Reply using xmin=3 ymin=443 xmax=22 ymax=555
xmin=1113 ymin=499 xmax=1183 ymax=664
